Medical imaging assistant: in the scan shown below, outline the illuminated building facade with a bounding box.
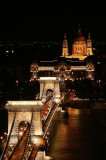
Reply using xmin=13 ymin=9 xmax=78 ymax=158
xmin=30 ymin=27 xmax=95 ymax=89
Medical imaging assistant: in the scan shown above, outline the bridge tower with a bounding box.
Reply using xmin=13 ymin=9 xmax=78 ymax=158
xmin=5 ymin=101 xmax=43 ymax=146
xmin=39 ymin=77 xmax=60 ymax=103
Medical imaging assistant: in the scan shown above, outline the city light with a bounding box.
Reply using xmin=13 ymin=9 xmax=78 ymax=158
xmin=19 ymin=131 xmax=23 ymax=136
xmin=0 ymin=136 xmax=3 ymax=140
xmin=39 ymin=77 xmax=60 ymax=80
xmin=4 ymin=132 xmax=7 ymax=135
xmin=16 ymin=80 xmax=19 ymax=87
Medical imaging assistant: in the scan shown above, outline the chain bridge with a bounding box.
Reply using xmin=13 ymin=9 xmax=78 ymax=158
xmin=0 ymin=77 xmax=63 ymax=160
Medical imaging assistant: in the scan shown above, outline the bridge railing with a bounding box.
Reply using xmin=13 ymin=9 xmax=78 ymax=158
xmin=0 ymin=113 xmax=16 ymax=160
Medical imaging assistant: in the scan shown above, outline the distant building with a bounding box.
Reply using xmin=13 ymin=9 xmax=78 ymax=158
xmin=62 ymin=27 xmax=93 ymax=58
xmin=30 ymin=27 xmax=95 ymax=89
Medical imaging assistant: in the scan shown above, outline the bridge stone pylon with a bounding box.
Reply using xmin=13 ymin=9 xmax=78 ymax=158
xmin=39 ymin=77 xmax=60 ymax=103
xmin=5 ymin=101 xmax=43 ymax=146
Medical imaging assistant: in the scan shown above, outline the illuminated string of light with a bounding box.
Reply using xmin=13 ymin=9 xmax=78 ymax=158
xmin=43 ymin=95 xmax=64 ymax=138
xmin=41 ymin=83 xmax=55 ymax=122
xmin=43 ymin=103 xmax=59 ymax=138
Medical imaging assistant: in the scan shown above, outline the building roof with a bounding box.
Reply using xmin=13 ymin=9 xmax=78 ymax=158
xmin=37 ymin=57 xmax=86 ymax=67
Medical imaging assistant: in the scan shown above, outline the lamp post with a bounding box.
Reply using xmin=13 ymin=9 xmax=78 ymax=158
xmin=97 ymin=80 xmax=101 ymax=88
xmin=16 ymin=80 xmax=19 ymax=87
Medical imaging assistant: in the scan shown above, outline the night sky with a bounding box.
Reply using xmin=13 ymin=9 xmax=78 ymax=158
xmin=0 ymin=1 xmax=106 ymax=42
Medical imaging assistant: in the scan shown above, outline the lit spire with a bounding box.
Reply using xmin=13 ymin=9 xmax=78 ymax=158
xmin=64 ymin=33 xmax=67 ymax=39
xmin=87 ymin=32 xmax=93 ymax=56
xmin=77 ymin=24 xmax=82 ymax=36
xmin=62 ymin=33 xmax=69 ymax=57
xmin=88 ymin=32 xmax=91 ymax=39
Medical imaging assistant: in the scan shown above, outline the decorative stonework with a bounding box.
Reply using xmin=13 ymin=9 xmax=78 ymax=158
xmin=5 ymin=101 xmax=43 ymax=146
xmin=39 ymin=77 xmax=60 ymax=103
xmin=38 ymin=67 xmax=54 ymax=71
xmin=71 ymin=66 xmax=86 ymax=70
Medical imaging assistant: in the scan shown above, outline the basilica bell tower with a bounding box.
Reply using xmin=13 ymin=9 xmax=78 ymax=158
xmin=62 ymin=33 xmax=69 ymax=57
xmin=87 ymin=33 xmax=93 ymax=55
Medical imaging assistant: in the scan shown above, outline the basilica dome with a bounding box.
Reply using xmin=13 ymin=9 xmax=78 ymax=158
xmin=75 ymin=35 xmax=86 ymax=41
xmin=74 ymin=27 xmax=86 ymax=42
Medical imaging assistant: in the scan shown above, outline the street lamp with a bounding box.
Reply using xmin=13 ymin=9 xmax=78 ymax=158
xmin=97 ymin=80 xmax=101 ymax=87
xmin=16 ymin=80 xmax=19 ymax=87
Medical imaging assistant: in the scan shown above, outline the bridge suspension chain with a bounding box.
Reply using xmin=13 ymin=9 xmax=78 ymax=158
xmin=50 ymin=82 xmax=55 ymax=106
xmin=43 ymin=103 xmax=60 ymax=138
xmin=22 ymin=112 xmax=34 ymax=160
xmin=43 ymin=94 xmax=63 ymax=138
xmin=53 ymin=82 xmax=55 ymax=99
xmin=32 ymin=146 xmax=40 ymax=160
xmin=42 ymin=83 xmax=55 ymax=124
xmin=41 ymin=82 xmax=45 ymax=99
xmin=0 ymin=113 xmax=16 ymax=160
